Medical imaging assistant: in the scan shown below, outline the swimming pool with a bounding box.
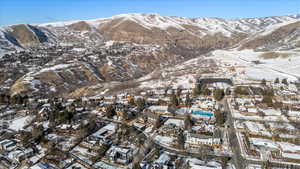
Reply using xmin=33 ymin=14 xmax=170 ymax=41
xmin=192 ymin=110 xmax=214 ymax=117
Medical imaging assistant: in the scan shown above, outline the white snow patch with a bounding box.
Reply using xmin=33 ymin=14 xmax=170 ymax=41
xmin=9 ymin=116 xmax=34 ymax=131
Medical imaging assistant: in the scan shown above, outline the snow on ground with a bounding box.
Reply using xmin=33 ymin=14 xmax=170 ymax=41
xmin=38 ymin=64 xmax=72 ymax=74
xmin=247 ymin=164 xmax=262 ymax=169
xmin=212 ymin=50 xmax=300 ymax=82
xmin=288 ymin=110 xmax=300 ymax=117
xmin=269 ymin=122 xmax=296 ymax=131
xmin=66 ymin=162 xmax=87 ymax=169
xmin=249 ymin=138 xmax=300 ymax=155
xmin=154 ymin=135 xmax=174 ymax=146
xmin=243 ymin=121 xmax=271 ymax=137
xmin=138 ymin=73 xmax=196 ymax=89
xmin=72 ymin=48 xmax=86 ymax=52
xmin=9 ymin=116 xmax=34 ymax=131
xmin=282 ymin=152 xmax=300 ymax=160
xmin=277 ymin=142 xmax=300 ymax=153
xmin=186 ymin=158 xmax=222 ymax=169
xmin=258 ymin=19 xmax=300 ymax=36
xmin=164 ymin=119 xmax=184 ymax=128
xmin=261 ymin=109 xmax=281 ymax=116
xmin=105 ymin=40 xmax=115 ymax=47
xmin=113 ymin=13 xmax=185 ymax=30
xmin=233 ymin=111 xmax=289 ymax=122
xmin=94 ymin=161 xmax=119 ymax=169
xmin=250 ymin=138 xmax=278 ymax=149
xmin=279 ymin=133 xmax=298 ymax=139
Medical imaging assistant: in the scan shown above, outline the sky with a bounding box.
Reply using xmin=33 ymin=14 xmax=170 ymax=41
xmin=0 ymin=0 xmax=300 ymax=26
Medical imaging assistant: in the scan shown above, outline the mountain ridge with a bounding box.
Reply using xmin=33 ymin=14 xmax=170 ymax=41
xmin=2 ymin=12 xmax=300 ymax=27
xmin=0 ymin=13 xmax=300 ymax=97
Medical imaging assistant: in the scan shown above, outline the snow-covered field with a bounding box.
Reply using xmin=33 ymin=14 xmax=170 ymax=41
xmin=212 ymin=50 xmax=300 ymax=82
xmin=138 ymin=72 xmax=196 ymax=89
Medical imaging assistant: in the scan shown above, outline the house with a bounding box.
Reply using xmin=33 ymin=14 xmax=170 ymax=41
xmin=155 ymin=153 xmax=170 ymax=164
xmin=133 ymin=122 xmax=146 ymax=131
xmin=106 ymin=145 xmax=133 ymax=165
xmin=0 ymin=110 xmax=17 ymax=120
xmin=88 ymin=123 xmax=117 ymax=145
xmin=66 ymin=162 xmax=87 ymax=169
xmin=9 ymin=147 xmax=34 ymax=162
xmin=139 ymin=112 xmax=159 ymax=124
xmin=185 ymin=133 xmax=221 ymax=148
xmin=0 ymin=139 xmax=17 ymax=151
xmin=140 ymin=153 xmax=175 ymax=169
xmin=148 ymin=105 xmax=169 ymax=115
xmin=0 ymin=157 xmax=15 ymax=169
xmin=159 ymin=123 xmax=183 ymax=137
xmin=197 ymin=99 xmax=215 ymax=110
xmin=146 ymin=97 xmax=160 ymax=105
xmin=31 ymin=162 xmax=58 ymax=169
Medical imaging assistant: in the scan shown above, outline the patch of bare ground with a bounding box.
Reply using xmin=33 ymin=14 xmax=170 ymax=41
xmin=66 ymin=86 xmax=103 ymax=98
xmin=107 ymin=81 xmax=140 ymax=95
xmin=259 ymin=52 xmax=292 ymax=59
xmin=10 ymin=80 xmax=29 ymax=96
xmin=68 ymin=21 xmax=91 ymax=32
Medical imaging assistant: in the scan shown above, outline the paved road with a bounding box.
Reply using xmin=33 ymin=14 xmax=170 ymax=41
xmin=223 ymin=98 xmax=246 ymax=169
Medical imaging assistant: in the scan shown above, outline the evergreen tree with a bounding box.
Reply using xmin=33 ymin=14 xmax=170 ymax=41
xmin=176 ymin=87 xmax=182 ymax=97
xmin=192 ymin=85 xmax=201 ymax=96
xmin=153 ymin=116 xmax=161 ymax=130
xmin=213 ymin=89 xmax=225 ymax=101
xmin=184 ymin=114 xmax=193 ymax=130
xmin=261 ymin=78 xmax=267 ymax=86
xmin=282 ymin=78 xmax=288 ymax=85
xmin=176 ymin=130 xmax=185 ymax=149
xmin=262 ymin=95 xmax=273 ymax=107
xmin=274 ymin=78 xmax=280 ymax=84
xmin=262 ymin=88 xmax=274 ymax=107
xmin=105 ymin=105 xmax=116 ymax=118
xmin=185 ymin=93 xmax=192 ymax=107
xmin=128 ymin=97 xmax=135 ymax=106
xmin=32 ymin=125 xmax=44 ymax=143
xmin=167 ymin=105 xmax=177 ymax=115
xmin=203 ymin=88 xmax=212 ymax=96
xmin=170 ymin=93 xmax=179 ymax=107
xmin=0 ymin=94 xmax=10 ymax=104
xmin=215 ymin=110 xmax=225 ymax=126
xmin=135 ymin=98 xmax=146 ymax=110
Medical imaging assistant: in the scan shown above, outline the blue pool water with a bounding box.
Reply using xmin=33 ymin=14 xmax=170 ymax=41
xmin=192 ymin=110 xmax=214 ymax=117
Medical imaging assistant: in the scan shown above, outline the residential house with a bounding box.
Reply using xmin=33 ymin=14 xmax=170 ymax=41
xmin=106 ymin=145 xmax=133 ymax=165
xmin=185 ymin=133 xmax=221 ymax=148
xmin=0 ymin=139 xmax=17 ymax=151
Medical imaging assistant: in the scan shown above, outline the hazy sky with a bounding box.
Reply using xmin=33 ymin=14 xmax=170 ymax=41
xmin=0 ymin=0 xmax=300 ymax=26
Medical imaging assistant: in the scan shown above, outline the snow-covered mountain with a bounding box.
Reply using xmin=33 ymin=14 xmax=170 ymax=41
xmin=1 ymin=13 xmax=300 ymax=51
xmin=1 ymin=13 xmax=300 ymax=97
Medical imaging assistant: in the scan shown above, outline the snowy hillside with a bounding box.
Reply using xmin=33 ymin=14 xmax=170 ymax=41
xmin=0 ymin=13 xmax=300 ymax=97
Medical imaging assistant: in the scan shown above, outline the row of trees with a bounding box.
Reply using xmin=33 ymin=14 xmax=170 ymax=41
xmin=262 ymin=88 xmax=275 ymax=107
xmin=0 ymin=93 xmax=29 ymax=105
xmin=192 ymin=85 xmax=212 ymax=96
xmin=48 ymin=103 xmax=75 ymax=126
xmin=262 ymin=78 xmax=289 ymax=86
xmin=274 ymin=78 xmax=288 ymax=85
xmin=20 ymin=124 xmax=45 ymax=146
xmin=193 ymin=85 xmax=225 ymax=101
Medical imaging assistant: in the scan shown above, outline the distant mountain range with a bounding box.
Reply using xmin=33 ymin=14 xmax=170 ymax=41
xmin=0 ymin=13 xmax=300 ymax=97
